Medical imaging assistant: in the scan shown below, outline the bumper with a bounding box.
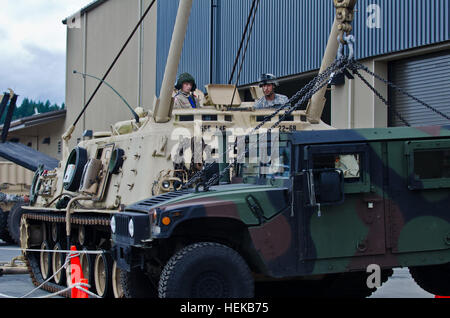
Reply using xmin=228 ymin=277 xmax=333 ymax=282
xmin=111 ymin=212 xmax=151 ymax=271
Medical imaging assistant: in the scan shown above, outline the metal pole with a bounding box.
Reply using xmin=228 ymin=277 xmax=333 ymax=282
xmin=153 ymin=0 xmax=194 ymax=123
xmin=305 ymin=16 xmax=340 ymax=124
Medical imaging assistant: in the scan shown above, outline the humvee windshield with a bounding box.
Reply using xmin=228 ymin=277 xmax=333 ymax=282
xmin=237 ymin=141 xmax=291 ymax=179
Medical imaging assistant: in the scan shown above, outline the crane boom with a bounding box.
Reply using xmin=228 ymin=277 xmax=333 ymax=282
xmin=306 ymin=0 xmax=357 ymax=124
xmin=153 ymin=0 xmax=194 ymax=123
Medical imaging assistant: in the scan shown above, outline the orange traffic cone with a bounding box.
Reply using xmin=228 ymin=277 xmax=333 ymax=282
xmin=70 ymin=246 xmax=89 ymax=298
xmin=78 ymin=278 xmax=89 ymax=299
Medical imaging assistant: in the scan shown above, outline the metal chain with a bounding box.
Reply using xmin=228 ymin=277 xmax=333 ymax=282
xmin=273 ymin=58 xmax=351 ymax=130
xmin=183 ymin=56 xmax=348 ymax=189
xmin=256 ymin=56 xmax=348 ymax=131
xmin=353 ymin=59 xmax=450 ymax=123
xmin=348 ymin=63 xmax=411 ymax=127
xmin=204 ymin=57 xmax=351 ymax=188
xmin=179 ymin=53 xmax=450 ymax=190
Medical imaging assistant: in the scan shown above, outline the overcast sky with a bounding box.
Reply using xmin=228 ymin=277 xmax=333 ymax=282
xmin=0 ymin=0 xmax=93 ymax=106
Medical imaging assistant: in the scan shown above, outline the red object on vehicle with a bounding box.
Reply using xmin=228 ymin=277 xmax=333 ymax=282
xmin=435 ymin=295 xmax=450 ymax=298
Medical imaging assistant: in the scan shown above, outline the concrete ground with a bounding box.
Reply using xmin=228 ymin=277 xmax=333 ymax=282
xmin=0 ymin=240 xmax=54 ymax=298
xmin=0 ymin=239 xmax=435 ymax=299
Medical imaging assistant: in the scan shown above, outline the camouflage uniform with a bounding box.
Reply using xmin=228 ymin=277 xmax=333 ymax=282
xmin=254 ymin=94 xmax=289 ymax=110
xmin=173 ymin=91 xmax=199 ymax=109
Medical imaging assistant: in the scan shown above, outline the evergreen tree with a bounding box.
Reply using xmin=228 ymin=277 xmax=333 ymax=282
xmin=0 ymin=98 xmax=65 ymax=125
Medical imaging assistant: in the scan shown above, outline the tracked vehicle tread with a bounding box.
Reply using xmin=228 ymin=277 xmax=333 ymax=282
xmin=22 ymin=211 xmax=111 ymax=298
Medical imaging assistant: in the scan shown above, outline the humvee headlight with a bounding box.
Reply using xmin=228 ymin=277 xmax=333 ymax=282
xmin=111 ymin=216 xmax=116 ymax=234
xmin=128 ymin=219 xmax=135 ymax=238
xmin=162 ymin=181 xmax=171 ymax=189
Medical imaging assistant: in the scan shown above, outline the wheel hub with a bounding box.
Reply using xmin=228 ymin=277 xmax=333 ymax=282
xmin=192 ymin=271 xmax=230 ymax=298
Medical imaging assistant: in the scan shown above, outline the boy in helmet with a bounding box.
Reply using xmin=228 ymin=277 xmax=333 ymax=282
xmin=174 ymin=73 xmax=200 ymax=109
xmin=254 ymin=73 xmax=289 ymax=110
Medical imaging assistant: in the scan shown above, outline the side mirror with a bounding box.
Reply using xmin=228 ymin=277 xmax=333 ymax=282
xmin=301 ymin=169 xmax=345 ymax=215
xmin=318 ymin=170 xmax=344 ymax=204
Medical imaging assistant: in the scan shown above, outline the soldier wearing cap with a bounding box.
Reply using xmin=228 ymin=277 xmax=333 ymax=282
xmin=174 ymin=73 xmax=200 ymax=109
xmin=254 ymin=73 xmax=289 ymax=110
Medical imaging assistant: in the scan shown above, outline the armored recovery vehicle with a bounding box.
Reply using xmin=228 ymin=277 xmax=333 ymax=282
xmin=0 ymin=90 xmax=39 ymax=244
xmin=14 ymin=0 xmax=360 ymax=297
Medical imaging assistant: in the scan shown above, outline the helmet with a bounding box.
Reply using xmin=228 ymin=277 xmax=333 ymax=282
xmin=258 ymin=73 xmax=279 ymax=87
xmin=175 ymin=73 xmax=197 ymax=92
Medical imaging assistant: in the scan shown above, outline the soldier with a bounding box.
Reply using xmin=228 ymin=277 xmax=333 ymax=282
xmin=174 ymin=73 xmax=200 ymax=109
xmin=254 ymin=73 xmax=289 ymax=110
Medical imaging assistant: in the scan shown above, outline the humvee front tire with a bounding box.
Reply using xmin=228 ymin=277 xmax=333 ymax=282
xmin=158 ymin=242 xmax=254 ymax=298
xmin=119 ymin=265 xmax=157 ymax=298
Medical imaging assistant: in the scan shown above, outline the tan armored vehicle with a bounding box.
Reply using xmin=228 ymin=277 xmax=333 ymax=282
xmin=0 ymin=183 xmax=29 ymax=244
xmin=17 ymin=0 xmax=357 ymax=297
xmin=0 ymin=91 xmax=31 ymax=244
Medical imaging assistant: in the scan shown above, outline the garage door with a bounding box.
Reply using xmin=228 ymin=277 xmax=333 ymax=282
xmin=388 ymin=51 xmax=450 ymax=127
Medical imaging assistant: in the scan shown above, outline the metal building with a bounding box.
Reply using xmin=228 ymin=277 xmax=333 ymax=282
xmin=64 ymin=0 xmax=450 ymax=140
xmin=64 ymin=0 xmax=158 ymax=149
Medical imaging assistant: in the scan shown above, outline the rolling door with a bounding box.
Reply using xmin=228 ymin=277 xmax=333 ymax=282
xmin=388 ymin=51 xmax=450 ymax=127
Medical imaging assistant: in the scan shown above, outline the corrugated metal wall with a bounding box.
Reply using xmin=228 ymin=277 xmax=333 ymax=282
xmin=156 ymin=0 xmax=450 ymax=95
xmin=389 ymin=51 xmax=450 ymax=127
xmin=156 ymin=0 xmax=211 ymax=95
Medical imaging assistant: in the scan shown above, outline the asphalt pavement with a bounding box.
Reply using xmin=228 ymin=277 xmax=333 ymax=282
xmin=0 ymin=239 xmax=434 ymax=299
xmin=0 ymin=240 xmax=54 ymax=298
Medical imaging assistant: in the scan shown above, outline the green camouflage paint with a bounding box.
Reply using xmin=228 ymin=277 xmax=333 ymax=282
xmin=117 ymin=126 xmax=450 ymax=280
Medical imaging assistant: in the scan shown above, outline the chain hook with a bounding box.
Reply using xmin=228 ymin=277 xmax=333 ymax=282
xmin=337 ymin=34 xmax=355 ymax=60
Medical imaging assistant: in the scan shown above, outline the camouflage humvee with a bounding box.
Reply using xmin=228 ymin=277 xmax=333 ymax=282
xmin=111 ymin=125 xmax=450 ymax=298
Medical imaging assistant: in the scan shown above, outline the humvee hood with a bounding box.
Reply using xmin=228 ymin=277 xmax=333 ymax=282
xmin=125 ymin=183 xmax=290 ymax=225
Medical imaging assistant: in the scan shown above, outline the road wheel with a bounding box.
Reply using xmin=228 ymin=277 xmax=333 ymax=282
xmin=410 ymin=263 xmax=450 ymax=296
xmin=94 ymin=251 xmax=113 ymax=298
xmin=112 ymin=261 xmax=125 ymax=298
xmin=52 ymin=242 xmax=66 ymax=285
xmin=158 ymin=242 xmax=254 ymax=298
xmin=40 ymin=241 xmax=52 ymax=281
xmin=80 ymin=248 xmax=95 ymax=292
xmin=7 ymin=203 xmax=25 ymax=245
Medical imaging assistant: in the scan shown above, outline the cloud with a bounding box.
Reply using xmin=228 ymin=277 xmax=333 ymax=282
xmin=0 ymin=27 xmax=6 ymax=39
xmin=0 ymin=0 xmax=92 ymax=105
xmin=0 ymin=43 xmax=66 ymax=105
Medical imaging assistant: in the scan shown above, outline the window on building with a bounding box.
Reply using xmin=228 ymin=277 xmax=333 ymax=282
xmin=43 ymin=137 xmax=51 ymax=145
